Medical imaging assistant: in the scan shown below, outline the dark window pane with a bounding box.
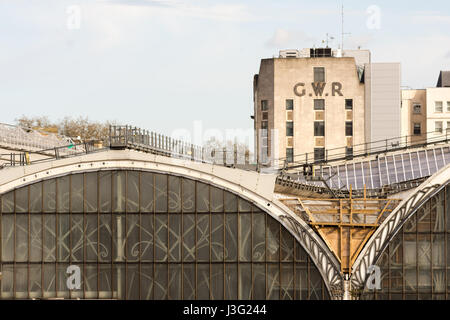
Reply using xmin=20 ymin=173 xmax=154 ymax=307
xmin=314 ymin=67 xmax=325 ymax=82
xmin=286 ymin=122 xmax=294 ymax=136
xmin=345 ymin=99 xmax=353 ymax=110
xmin=314 ymin=121 xmax=325 ymax=136
xmin=314 ymin=99 xmax=325 ymax=110
xmin=286 ymin=99 xmax=294 ymax=110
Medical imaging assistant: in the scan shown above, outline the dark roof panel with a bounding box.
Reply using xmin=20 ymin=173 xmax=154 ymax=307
xmin=437 ymin=71 xmax=450 ymax=87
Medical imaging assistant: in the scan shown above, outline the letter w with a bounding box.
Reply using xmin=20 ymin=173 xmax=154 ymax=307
xmin=311 ymin=82 xmax=326 ymax=97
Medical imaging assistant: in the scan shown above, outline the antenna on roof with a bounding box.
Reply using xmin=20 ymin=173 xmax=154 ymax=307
xmin=322 ymin=33 xmax=335 ymax=48
xmin=341 ymin=4 xmax=351 ymax=50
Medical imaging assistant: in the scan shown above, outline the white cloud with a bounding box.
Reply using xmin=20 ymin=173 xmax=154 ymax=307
xmin=102 ymin=0 xmax=253 ymax=22
xmin=265 ymin=29 xmax=315 ymax=48
xmin=410 ymin=12 xmax=450 ymax=24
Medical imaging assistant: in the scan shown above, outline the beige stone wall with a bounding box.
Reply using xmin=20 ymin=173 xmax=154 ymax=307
xmin=426 ymin=88 xmax=450 ymax=141
xmin=255 ymin=57 xmax=365 ymax=164
xmin=401 ymin=89 xmax=427 ymax=144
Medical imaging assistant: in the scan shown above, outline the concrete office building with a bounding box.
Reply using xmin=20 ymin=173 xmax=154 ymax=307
xmin=253 ymin=48 xmax=401 ymax=166
xmin=401 ymin=71 xmax=450 ymax=143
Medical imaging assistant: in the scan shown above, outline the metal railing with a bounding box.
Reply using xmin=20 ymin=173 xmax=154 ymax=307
xmin=278 ymin=129 xmax=450 ymax=169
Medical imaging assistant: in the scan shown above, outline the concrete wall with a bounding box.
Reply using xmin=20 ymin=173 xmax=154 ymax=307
xmin=365 ymin=63 xmax=401 ymax=144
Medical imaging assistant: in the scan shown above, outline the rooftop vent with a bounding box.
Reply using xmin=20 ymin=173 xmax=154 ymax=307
xmin=310 ymin=48 xmax=332 ymax=58
xmin=279 ymin=49 xmax=300 ymax=58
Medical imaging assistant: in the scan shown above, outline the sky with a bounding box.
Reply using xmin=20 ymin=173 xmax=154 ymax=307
xmin=1 ymin=0 xmax=450 ymax=148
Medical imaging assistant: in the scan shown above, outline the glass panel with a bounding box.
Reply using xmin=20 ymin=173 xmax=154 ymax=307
xmin=211 ymin=264 xmax=224 ymax=300
xmin=239 ymin=213 xmax=251 ymax=261
xmin=71 ymin=214 xmax=84 ymax=262
xmin=281 ymin=263 xmax=294 ymax=300
xmin=182 ymin=214 xmax=195 ymax=262
xmin=211 ymin=213 xmax=224 ymax=261
xmin=99 ymin=171 xmax=112 ymax=213
xmin=43 ymin=214 xmax=56 ymax=262
xmin=30 ymin=214 xmax=42 ymax=262
xmin=295 ymin=264 xmax=308 ymax=300
xmin=281 ymin=227 xmax=294 ymax=261
xmin=141 ymin=264 xmax=153 ymax=300
xmin=113 ymin=171 xmax=126 ymax=213
xmin=1 ymin=191 xmax=14 ymax=213
xmin=154 ymin=264 xmax=168 ymax=299
xmin=127 ymin=171 xmax=139 ymax=213
xmin=154 ymin=174 xmax=167 ymax=213
xmin=168 ymin=176 xmax=181 ymax=213
xmin=85 ymin=172 xmax=98 ymax=213
xmin=225 ymin=263 xmax=237 ymax=300
xmin=43 ymin=179 xmax=56 ymax=213
xmin=197 ymin=213 xmax=210 ymax=262
xmin=267 ymin=216 xmax=280 ymax=261
xmin=85 ymin=264 xmax=98 ymax=299
xmin=239 ymin=198 xmax=251 ymax=212
xmin=30 ymin=182 xmax=42 ymax=213
xmin=238 ymin=263 xmax=251 ymax=300
xmin=125 ymin=214 xmax=139 ymax=262
xmin=16 ymin=214 xmax=28 ymax=262
xmin=99 ymin=214 xmax=112 ymax=262
xmin=252 ymin=263 xmax=265 ymax=300
xmin=43 ymin=264 xmax=56 ymax=298
xmin=140 ymin=172 xmax=154 ymax=213
xmin=267 ymin=263 xmax=279 ymax=300
xmin=155 ymin=214 xmax=168 ymax=261
xmin=99 ymin=265 xmax=112 ymax=299
xmin=57 ymin=176 xmax=69 ymax=213
xmin=71 ymin=174 xmax=84 ymax=213
xmin=2 ymin=214 xmax=14 ymax=262
xmin=182 ymin=179 xmax=195 ymax=213
xmin=15 ymin=265 xmax=28 ymax=298
xmin=225 ymin=214 xmax=237 ymax=261
xmin=140 ymin=213 xmax=153 ymax=262
xmin=16 ymin=187 xmax=28 ymax=213
xmin=168 ymin=214 xmax=181 ymax=262
xmin=183 ymin=264 xmax=195 ymax=300
xmin=224 ymin=191 xmax=237 ymax=212
xmin=1 ymin=265 xmax=13 ymax=298
xmin=196 ymin=182 xmax=209 ymax=213
xmin=126 ymin=264 xmax=139 ymax=300
xmin=197 ymin=264 xmax=210 ymax=300
xmin=86 ymin=214 xmax=98 ymax=262
xmin=57 ymin=264 xmax=70 ymax=298
xmin=210 ymin=187 xmax=223 ymax=213
xmin=168 ymin=264 xmax=182 ymax=300
xmin=253 ymin=213 xmax=265 ymax=261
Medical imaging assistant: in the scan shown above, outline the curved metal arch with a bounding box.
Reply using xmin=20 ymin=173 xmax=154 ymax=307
xmin=352 ymin=164 xmax=450 ymax=289
xmin=0 ymin=151 xmax=343 ymax=296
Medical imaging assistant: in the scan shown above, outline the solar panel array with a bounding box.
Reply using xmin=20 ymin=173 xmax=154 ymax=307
xmin=294 ymin=145 xmax=450 ymax=191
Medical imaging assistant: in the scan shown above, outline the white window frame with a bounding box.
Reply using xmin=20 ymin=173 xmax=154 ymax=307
xmin=435 ymin=101 xmax=443 ymax=113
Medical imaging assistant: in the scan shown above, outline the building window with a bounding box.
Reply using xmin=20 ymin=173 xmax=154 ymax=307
xmin=286 ymin=99 xmax=294 ymax=110
xmin=314 ymin=122 xmax=325 ymax=136
xmin=413 ymin=104 xmax=421 ymax=114
xmin=447 ymin=121 xmax=450 ymax=132
xmin=262 ymin=112 xmax=268 ymax=120
xmin=435 ymin=101 xmax=443 ymax=113
xmin=447 ymin=102 xmax=450 ymax=112
xmin=261 ymin=121 xmax=268 ymax=130
xmin=314 ymin=148 xmax=325 ymax=161
xmin=286 ymin=122 xmax=294 ymax=137
xmin=435 ymin=121 xmax=443 ymax=133
xmin=345 ymin=147 xmax=353 ymax=159
xmin=345 ymin=121 xmax=353 ymax=136
xmin=345 ymin=99 xmax=353 ymax=110
xmin=314 ymin=99 xmax=325 ymax=110
xmin=413 ymin=123 xmax=421 ymax=135
xmin=286 ymin=148 xmax=294 ymax=163
xmin=314 ymin=67 xmax=325 ymax=82
xmin=261 ymin=100 xmax=268 ymax=111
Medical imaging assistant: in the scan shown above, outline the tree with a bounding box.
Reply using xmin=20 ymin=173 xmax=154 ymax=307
xmin=15 ymin=115 xmax=116 ymax=142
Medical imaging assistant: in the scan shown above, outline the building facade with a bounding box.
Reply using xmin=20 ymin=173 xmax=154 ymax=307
xmin=253 ymin=48 xmax=401 ymax=166
xmin=401 ymin=71 xmax=450 ymax=143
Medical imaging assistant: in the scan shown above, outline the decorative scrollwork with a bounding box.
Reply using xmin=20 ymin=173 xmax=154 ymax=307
xmin=351 ymin=183 xmax=442 ymax=288
xmin=279 ymin=215 xmax=343 ymax=292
